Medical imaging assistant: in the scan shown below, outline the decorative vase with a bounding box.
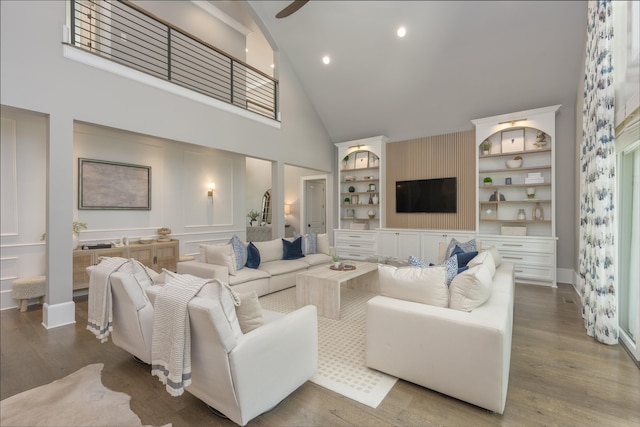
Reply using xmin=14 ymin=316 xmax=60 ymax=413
xmin=517 ymin=209 xmax=526 ymax=221
xmin=372 ymin=194 xmax=379 ymax=204
xmin=72 ymin=234 xmax=79 ymax=250
xmin=526 ymin=187 xmax=536 ymax=199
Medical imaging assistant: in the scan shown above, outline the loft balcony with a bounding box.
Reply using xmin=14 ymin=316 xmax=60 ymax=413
xmin=69 ymin=0 xmax=278 ymax=121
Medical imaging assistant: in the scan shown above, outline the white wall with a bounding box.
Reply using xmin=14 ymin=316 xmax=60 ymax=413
xmin=0 ymin=0 xmax=333 ymax=320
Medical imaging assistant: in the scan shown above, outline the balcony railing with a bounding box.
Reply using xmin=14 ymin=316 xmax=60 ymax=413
xmin=70 ymin=0 xmax=278 ymax=120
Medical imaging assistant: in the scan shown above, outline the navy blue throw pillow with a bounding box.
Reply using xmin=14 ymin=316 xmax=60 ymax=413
xmin=282 ymin=237 xmax=305 ymax=260
xmin=246 ymin=242 xmax=260 ymax=268
xmin=451 ymin=245 xmax=478 ymax=267
xmin=457 ymin=265 xmax=469 ymax=274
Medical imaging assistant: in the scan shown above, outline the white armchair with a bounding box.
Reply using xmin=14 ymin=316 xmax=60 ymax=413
xmin=86 ymin=265 xmax=154 ymax=364
xmin=146 ymin=283 xmax=318 ymax=426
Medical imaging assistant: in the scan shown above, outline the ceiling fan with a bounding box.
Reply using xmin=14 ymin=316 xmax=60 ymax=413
xmin=276 ymin=0 xmax=309 ymax=19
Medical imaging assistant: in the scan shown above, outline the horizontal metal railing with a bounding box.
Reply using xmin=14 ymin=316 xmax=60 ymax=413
xmin=70 ymin=0 xmax=278 ymax=120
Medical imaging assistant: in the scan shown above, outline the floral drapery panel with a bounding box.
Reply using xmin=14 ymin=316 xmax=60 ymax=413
xmin=579 ymin=0 xmax=618 ymax=345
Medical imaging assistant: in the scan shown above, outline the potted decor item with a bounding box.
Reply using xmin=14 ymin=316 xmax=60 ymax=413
xmin=247 ymin=209 xmax=260 ymax=227
xmin=483 ymin=177 xmax=493 ymax=186
xmin=481 ymin=139 xmax=492 ymax=155
xmin=43 ymin=221 xmax=88 ymax=250
xmin=343 ymin=155 xmax=350 ymax=170
xmin=331 ymin=253 xmax=341 ymax=269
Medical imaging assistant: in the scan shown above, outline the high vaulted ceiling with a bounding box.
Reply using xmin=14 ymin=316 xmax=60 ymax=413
xmin=245 ymin=1 xmax=588 ymax=143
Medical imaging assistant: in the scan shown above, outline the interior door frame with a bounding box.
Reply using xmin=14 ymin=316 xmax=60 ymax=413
xmin=300 ymin=174 xmax=331 ymax=236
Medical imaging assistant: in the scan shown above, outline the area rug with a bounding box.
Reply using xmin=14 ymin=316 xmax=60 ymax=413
xmin=260 ymin=287 xmax=397 ymax=408
xmin=0 ymin=363 xmax=170 ymax=427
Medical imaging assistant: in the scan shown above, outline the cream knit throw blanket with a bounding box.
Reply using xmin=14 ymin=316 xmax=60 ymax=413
xmin=151 ymin=274 xmax=210 ymax=397
xmin=86 ymin=257 xmax=129 ymax=343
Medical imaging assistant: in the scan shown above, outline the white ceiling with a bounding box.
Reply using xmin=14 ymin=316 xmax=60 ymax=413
xmin=245 ymin=0 xmax=588 ymax=143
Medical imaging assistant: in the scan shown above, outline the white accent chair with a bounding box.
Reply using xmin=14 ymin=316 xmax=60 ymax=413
xmin=146 ymin=283 xmax=318 ymax=426
xmin=86 ymin=266 xmax=154 ymax=364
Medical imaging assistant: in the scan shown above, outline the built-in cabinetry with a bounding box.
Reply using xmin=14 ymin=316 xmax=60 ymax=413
xmin=472 ymin=105 xmax=560 ymax=286
xmin=72 ymin=240 xmax=179 ymax=290
xmin=334 ymin=136 xmax=387 ymax=260
xmin=378 ymin=229 xmax=476 ymax=264
xmin=334 ymin=230 xmax=377 ymax=260
xmin=335 ymin=136 xmax=387 ymax=231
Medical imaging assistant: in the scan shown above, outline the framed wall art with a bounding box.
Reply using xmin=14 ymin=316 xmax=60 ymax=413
xmin=354 ymin=151 xmax=369 ymax=169
xmin=501 ymin=129 xmax=525 ymax=153
xmin=79 ymin=158 xmax=151 ymax=210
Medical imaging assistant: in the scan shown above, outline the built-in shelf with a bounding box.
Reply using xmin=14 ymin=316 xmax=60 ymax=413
xmin=480 ymin=165 xmax=552 ymax=174
xmin=480 ymin=199 xmax=551 ymax=204
xmin=480 ymin=147 xmax=551 ymax=158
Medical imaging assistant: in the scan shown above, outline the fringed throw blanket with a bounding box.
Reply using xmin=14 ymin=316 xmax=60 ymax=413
xmin=86 ymin=257 xmax=129 ymax=342
xmin=151 ymin=274 xmax=210 ymax=397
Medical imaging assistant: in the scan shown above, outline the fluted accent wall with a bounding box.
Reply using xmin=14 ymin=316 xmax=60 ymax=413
xmin=385 ymin=130 xmax=475 ymax=230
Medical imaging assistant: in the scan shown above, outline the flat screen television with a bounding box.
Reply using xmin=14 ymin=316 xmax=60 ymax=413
xmin=395 ymin=177 xmax=457 ymax=213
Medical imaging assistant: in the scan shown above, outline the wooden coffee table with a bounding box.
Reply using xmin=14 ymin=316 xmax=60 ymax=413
xmin=295 ymin=261 xmax=379 ymax=320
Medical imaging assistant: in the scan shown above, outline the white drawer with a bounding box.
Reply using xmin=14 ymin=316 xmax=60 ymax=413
xmin=337 ymin=250 xmax=375 ymax=261
xmin=500 ymin=252 xmax=554 ymax=266
xmin=478 ymin=236 xmax=555 ymax=254
xmin=334 ymin=230 xmax=377 ymax=243
xmin=513 ymin=264 xmax=555 ymax=282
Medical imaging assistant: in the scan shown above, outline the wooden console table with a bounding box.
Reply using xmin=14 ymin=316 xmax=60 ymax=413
xmin=72 ymin=239 xmax=179 ymax=290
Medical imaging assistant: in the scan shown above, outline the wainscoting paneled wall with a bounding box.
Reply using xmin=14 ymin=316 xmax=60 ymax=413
xmin=385 ymin=130 xmax=476 ymax=230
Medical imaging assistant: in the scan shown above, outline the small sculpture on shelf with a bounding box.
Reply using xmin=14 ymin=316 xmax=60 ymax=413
xmin=489 ymin=190 xmax=505 ymax=201
xmin=535 ymin=131 xmax=548 ymax=148
xmin=157 ymin=227 xmax=171 ymax=242
xmin=533 ymin=203 xmax=544 ymax=220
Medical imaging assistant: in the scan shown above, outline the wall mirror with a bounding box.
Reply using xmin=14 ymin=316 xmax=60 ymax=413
xmin=261 ymin=189 xmax=272 ymax=224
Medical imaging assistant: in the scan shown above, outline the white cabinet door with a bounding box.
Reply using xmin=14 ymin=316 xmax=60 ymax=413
xmin=420 ymin=232 xmax=477 ymax=264
xmin=396 ymin=232 xmax=420 ymax=259
xmin=377 ymin=230 xmax=420 ymax=259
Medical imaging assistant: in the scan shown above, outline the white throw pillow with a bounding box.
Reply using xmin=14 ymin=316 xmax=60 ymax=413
xmin=486 ymin=246 xmax=502 ymax=267
xmin=235 ymin=291 xmax=263 ymax=333
xmin=202 ymin=243 xmax=237 ymax=276
xmin=468 ymin=250 xmax=496 ymax=277
xmin=378 ymin=264 xmax=449 ymax=307
xmin=449 ymin=264 xmax=493 ymax=312
xmin=316 ymin=233 xmax=330 ymax=255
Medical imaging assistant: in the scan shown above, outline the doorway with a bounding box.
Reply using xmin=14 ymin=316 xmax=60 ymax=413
xmin=302 ymin=177 xmax=327 ymax=235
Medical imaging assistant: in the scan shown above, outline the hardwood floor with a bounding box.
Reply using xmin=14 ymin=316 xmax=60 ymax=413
xmin=1 ymin=283 xmax=638 ymax=426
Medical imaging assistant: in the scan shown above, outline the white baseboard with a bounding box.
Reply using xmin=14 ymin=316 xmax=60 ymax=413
xmin=42 ymin=301 xmax=76 ymax=329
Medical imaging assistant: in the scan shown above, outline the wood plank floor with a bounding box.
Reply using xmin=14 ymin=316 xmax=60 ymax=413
xmin=1 ymin=283 xmax=638 ymax=426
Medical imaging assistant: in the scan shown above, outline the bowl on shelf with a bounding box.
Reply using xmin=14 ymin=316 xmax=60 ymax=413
xmin=345 ymin=175 xmax=356 ymax=181
xmin=505 ymin=156 xmax=523 ymax=169
xmin=139 ymin=238 xmax=153 ymax=244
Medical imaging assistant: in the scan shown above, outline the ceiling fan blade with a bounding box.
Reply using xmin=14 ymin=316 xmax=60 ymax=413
xmin=276 ymin=0 xmax=309 ymax=19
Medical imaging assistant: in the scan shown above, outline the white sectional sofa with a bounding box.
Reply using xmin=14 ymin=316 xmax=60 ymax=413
xmin=178 ymin=235 xmax=332 ymax=297
xmin=365 ymin=251 xmax=514 ymax=414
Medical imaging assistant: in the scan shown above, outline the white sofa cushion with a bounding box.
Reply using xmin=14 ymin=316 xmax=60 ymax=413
xmin=202 ymin=243 xmax=237 ymax=276
xmin=468 ymin=250 xmax=496 ymax=277
xmin=378 ymin=264 xmax=449 ymax=307
xmin=252 ymin=239 xmax=283 ymax=263
xmin=486 ymin=246 xmax=502 ymax=267
xmin=449 ymin=264 xmax=493 ymax=312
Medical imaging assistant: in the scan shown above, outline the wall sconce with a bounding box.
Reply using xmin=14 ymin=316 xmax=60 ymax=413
xmin=207 ymin=182 xmax=216 ymax=203
xmin=284 ymin=204 xmax=291 ymax=215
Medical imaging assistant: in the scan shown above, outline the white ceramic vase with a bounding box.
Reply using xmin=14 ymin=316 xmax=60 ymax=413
xmin=72 ymin=234 xmax=79 ymax=250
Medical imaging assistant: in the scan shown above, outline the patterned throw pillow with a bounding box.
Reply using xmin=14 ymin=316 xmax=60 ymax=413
xmin=445 ymin=238 xmax=477 ymax=260
xmin=442 ymin=254 xmax=459 ymax=286
xmin=229 ymin=235 xmax=247 ymax=271
xmin=408 ymin=255 xmax=427 ymax=267
xmin=246 ymin=242 xmax=260 ymax=268
xmin=451 ymin=245 xmax=478 ymax=267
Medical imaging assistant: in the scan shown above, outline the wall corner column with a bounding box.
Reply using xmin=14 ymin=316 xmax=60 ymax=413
xmin=43 ymin=113 xmax=75 ymax=329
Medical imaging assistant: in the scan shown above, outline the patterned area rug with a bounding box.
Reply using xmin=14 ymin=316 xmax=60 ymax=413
xmin=260 ymin=287 xmax=397 ymax=408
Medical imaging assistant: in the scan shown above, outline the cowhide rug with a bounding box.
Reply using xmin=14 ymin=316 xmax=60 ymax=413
xmin=0 ymin=363 xmax=170 ymax=427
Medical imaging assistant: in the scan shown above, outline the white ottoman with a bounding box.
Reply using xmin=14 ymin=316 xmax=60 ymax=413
xmin=12 ymin=276 xmax=46 ymax=312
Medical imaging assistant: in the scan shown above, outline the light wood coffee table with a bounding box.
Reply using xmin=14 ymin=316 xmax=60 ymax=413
xmin=295 ymin=261 xmax=379 ymax=320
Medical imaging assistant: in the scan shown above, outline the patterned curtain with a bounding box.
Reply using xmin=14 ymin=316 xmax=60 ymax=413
xmin=579 ymin=0 xmax=617 ymax=345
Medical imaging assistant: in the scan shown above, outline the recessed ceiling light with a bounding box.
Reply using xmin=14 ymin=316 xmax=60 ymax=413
xmin=322 ymin=55 xmax=331 ymax=65
xmin=397 ymin=27 xmax=407 ymax=38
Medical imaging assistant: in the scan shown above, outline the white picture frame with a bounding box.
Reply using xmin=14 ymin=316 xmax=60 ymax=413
xmin=501 ymin=129 xmax=525 ymax=153
xmin=354 ymin=151 xmax=369 ymax=169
